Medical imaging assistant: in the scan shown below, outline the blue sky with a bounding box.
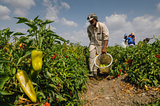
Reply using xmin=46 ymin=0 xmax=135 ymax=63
xmin=0 ymin=0 xmax=160 ymax=46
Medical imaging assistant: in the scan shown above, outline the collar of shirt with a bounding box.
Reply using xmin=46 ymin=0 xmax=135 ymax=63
xmin=91 ymin=22 xmax=98 ymax=29
xmin=91 ymin=22 xmax=100 ymax=33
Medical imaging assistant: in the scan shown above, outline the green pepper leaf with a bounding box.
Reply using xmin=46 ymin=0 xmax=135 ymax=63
xmin=0 ymin=60 xmax=10 ymax=63
xmin=25 ymin=23 xmax=37 ymax=30
xmin=33 ymin=15 xmax=39 ymax=22
xmin=12 ymin=32 xmax=26 ymax=37
xmin=42 ymin=20 xmax=54 ymax=25
xmin=14 ymin=17 xmax=29 ymax=23
xmin=56 ymin=94 xmax=66 ymax=101
xmin=36 ymin=91 xmax=46 ymax=99
xmin=39 ymin=36 xmax=44 ymax=49
xmin=17 ymin=51 xmax=31 ymax=66
xmin=47 ymin=25 xmax=50 ymax=31
xmin=0 ymin=77 xmax=10 ymax=90
xmin=49 ymin=84 xmax=58 ymax=90
xmin=0 ymin=97 xmax=14 ymax=106
xmin=0 ymin=90 xmax=14 ymax=95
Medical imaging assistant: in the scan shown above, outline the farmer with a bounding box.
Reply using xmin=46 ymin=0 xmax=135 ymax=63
xmin=143 ymin=38 xmax=150 ymax=43
xmin=128 ymin=32 xmax=135 ymax=45
xmin=125 ymin=32 xmax=135 ymax=46
xmin=121 ymin=33 xmax=128 ymax=48
xmin=87 ymin=13 xmax=109 ymax=76
xmin=138 ymin=38 xmax=150 ymax=46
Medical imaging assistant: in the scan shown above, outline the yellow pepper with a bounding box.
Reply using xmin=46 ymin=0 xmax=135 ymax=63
xmin=31 ymin=50 xmax=42 ymax=71
xmin=16 ymin=70 xmax=37 ymax=103
xmin=144 ymin=84 xmax=148 ymax=91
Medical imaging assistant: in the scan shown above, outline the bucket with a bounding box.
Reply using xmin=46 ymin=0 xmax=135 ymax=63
xmin=94 ymin=53 xmax=113 ymax=73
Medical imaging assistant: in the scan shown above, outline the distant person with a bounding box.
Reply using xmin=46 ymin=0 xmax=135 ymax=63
xmin=132 ymin=32 xmax=135 ymax=40
xmin=126 ymin=36 xmax=133 ymax=45
xmin=122 ymin=33 xmax=128 ymax=42
xmin=87 ymin=13 xmax=109 ymax=77
xmin=121 ymin=33 xmax=128 ymax=48
xmin=126 ymin=32 xmax=135 ymax=46
xmin=138 ymin=38 xmax=150 ymax=46
xmin=143 ymin=38 xmax=150 ymax=43
xmin=131 ymin=32 xmax=135 ymax=45
xmin=132 ymin=35 xmax=135 ymax=45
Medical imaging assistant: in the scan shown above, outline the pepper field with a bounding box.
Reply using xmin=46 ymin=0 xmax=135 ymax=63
xmin=0 ymin=16 xmax=160 ymax=106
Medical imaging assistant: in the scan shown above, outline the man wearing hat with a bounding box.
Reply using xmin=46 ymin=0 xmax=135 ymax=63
xmin=87 ymin=13 xmax=109 ymax=76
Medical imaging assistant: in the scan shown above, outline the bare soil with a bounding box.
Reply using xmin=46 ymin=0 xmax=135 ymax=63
xmin=80 ymin=74 xmax=160 ymax=106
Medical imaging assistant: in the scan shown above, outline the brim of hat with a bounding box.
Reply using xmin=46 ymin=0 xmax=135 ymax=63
xmin=87 ymin=17 xmax=93 ymax=21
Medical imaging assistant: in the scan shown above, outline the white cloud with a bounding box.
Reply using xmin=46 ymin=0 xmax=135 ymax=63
xmin=132 ymin=15 xmax=154 ymax=33
xmin=45 ymin=5 xmax=59 ymax=22
xmin=50 ymin=26 xmax=57 ymax=31
xmin=104 ymin=14 xmax=133 ymax=46
xmin=43 ymin=0 xmax=77 ymax=27
xmin=43 ymin=0 xmax=59 ymax=22
xmin=60 ymin=18 xmax=78 ymax=27
xmin=104 ymin=14 xmax=160 ymax=46
xmin=16 ymin=28 xmax=27 ymax=33
xmin=43 ymin=0 xmax=52 ymax=7
xmin=53 ymin=0 xmax=57 ymax=4
xmin=59 ymin=30 xmax=89 ymax=46
xmin=84 ymin=21 xmax=90 ymax=28
xmin=14 ymin=9 xmax=28 ymax=17
xmin=2 ymin=0 xmax=35 ymax=16
xmin=60 ymin=1 xmax=70 ymax=10
xmin=157 ymin=3 xmax=160 ymax=11
xmin=153 ymin=17 xmax=160 ymax=29
xmin=46 ymin=24 xmax=56 ymax=31
xmin=2 ymin=0 xmax=35 ymax=9
xmin=72 ymin=30 xmax=89 ymax=46
xmin=0 ymin=5 xmax=11 ymax=20
xmin=132 ymin=15 xmax=160 ymax=42
xmin=58 ymin=13 xmax=160 ymax=47
xmin=105 ymin=14 xmax=128 ymax=31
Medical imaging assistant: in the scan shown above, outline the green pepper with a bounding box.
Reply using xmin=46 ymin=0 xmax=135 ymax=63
xmin=30 ymin=68 xmax=39 ymax=79
xmin=16 ymin=70 xmax=37 ymax=103
xmin=31 ymin=50 xmax=42 ymax=71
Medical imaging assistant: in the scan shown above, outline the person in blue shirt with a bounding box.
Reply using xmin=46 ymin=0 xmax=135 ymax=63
xmin=121 ymin=33 xmax=128 ymax=48
xmin=128 ymin=32 xmax=135 ymax=45
xmin=122 ymin=33 xmax=128 ymax=43
xmin=126 ymin=36 xmax=133 ymax=44
xmin=126 ymin=36 xmax=135 ymax=47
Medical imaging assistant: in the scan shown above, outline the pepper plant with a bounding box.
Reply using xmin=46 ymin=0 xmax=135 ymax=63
xmin=108 ymin=35 xmax=160 ymax=88
xmin=14 ymin=15 xmax=66 ymax=50
xmin=0 ymin=16 xmax=89 ymax=106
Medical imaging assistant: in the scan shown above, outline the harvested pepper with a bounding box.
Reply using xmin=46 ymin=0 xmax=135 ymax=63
xmin=16 ymin=70 xmax=37 ymax=103
xmin=31 ymin=50 xmax=42 ymax=71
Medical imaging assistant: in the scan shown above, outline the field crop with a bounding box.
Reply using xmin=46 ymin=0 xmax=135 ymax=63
xmin=0 ymin=16 xmax=160 ymax=106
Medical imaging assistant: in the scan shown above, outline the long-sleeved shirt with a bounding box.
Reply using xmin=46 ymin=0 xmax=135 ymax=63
xmin=87 ymin=22 xmax=109 ymax=52
xmin=126 ymin=37 xmax=133 ymax=44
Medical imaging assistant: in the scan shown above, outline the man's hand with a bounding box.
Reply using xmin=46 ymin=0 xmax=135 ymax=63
xmin=102 ymin=40 xmax=108 ymax=54
xmin=102 ymin=47 xmax=106 ymax=54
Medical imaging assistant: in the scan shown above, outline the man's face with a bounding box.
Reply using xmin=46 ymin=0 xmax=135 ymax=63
xmin=90 ymin=19 xmax=96 ymax=26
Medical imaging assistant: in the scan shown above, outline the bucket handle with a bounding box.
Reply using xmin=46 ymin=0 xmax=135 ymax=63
xmin=94 ymin=53 xmax=113 ymax=68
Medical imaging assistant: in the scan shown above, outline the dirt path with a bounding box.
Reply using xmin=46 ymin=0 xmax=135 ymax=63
xmin=80 ymin=74 xmax=160 ymax=106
